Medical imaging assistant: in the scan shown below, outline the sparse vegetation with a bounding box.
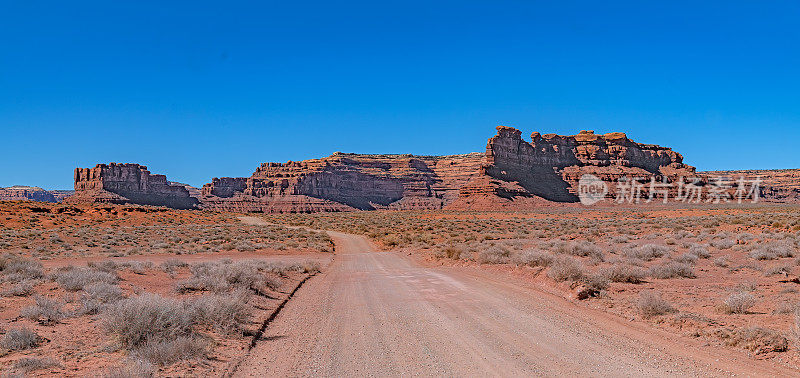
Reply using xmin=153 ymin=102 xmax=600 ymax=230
xmin=0 ymin=327 xmax=40 ymax=351
xmin=721 ymin=291 xmax=756 ymax=314
xmin=636 ymin=291 xmax=676 ymax=317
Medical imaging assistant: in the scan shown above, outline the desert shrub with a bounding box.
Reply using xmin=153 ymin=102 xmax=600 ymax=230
xmin=553 ymin=241 xmax=603 ymax=259
xmin=513 ymin=249 xmax=553 ymax=267
xmin=749 ymin=249 xmax=778 ymax=261
xmin=625 ymin=244 xmax=670 ymax=261
xmin=477 ymin=246 xmax=510 ymax=264
xmin=773 ymin=301 xmax=799 ymax=315
xmin=21 ymin=295 xmax=65 ymax=324
xmin=53 ymin=267 xmax=117 ymax=291
xmin=102 ymin=293 xmax=195 ymax=348
xmin=719 ymin=327 xmax=788 ymax=354
xmin=0 ymin=255 xmax=44 ymax=283
xmin=177 ymin=260 xmax=282 ymax=293
xmin=599 ymin=264 xmax=646 ymax=283
xmin=87 ymin=260 xmax=120 ymax=273
xmin=12 ymin=357 xmax=62 ymax=373
xmin=749 ymin=242 xmax=796 ymax=260
xmin=648 ymin=262 xmax=695 ymax=279
xmin=580 ymin=274 xmax=609 ymax=292
xmin=441 ymin=246 xmax=463 ymax=260
xmin=102 ymin=359 xmax=155 ymax=378
xmin=118 ymin=261 xmax=154 ymax=275
xmin=130 ymin=337 xmax=207 ymax=366
xmin=764 ymin=264 xmax=792 ymax=276
xmin=161 ymin=258 xmax=189 ymax=273
xmin=721 ymin=291 xmax=756 ymax=314
xmin=688 ymin=244 xmax=711 ymax=259
xmin=673 ymin=253 xmax=699 ymax=265
xmin=547 ymin=256 xmax=584 ymax=282
xmin=711 ymin=238 xmax=736 ymax=250
xmin=79 ymin=282 xmax=125 ymax=315
xmin=0 ymin=327 xmax=40 ymax=350
xmin=636 ymin=291 xmax=676 ymax=317
xmin=192 ymin=291 xmax=251 ymax=334
xmin=1 ymin=280 xmax=35 ymax=296
xmin=713 ymin=256 xmax=730 ymax=267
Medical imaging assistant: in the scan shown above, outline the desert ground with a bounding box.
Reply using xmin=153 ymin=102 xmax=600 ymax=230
xmin=2 ymin=202 xmax=800 ymax=376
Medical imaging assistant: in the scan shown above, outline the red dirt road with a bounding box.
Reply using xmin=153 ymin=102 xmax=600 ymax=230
xmin=235 ymin=228 xmax=796 ymax=377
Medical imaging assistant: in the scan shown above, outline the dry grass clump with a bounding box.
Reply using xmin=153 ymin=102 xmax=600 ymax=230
xmin=599 ymin=264 xmax=646 ymax=283
xmin=713 ymin=256 xmax=730 ymax=267
xmin=1 ymin=280 xmax=36 ymax=297
xmin=718 ymin=327 xmax=788 ymax=354
xmin=625 ymin=244 xmax=670 ymax=261
xmin=192 ymin=290 xmax=251 ymax=334
xmin=513 ymin=249 xmax=554 ymax=267
xmin=130 ymin=336 xmax=208 ymax=367
xmin=102 ymin=291 xmax=252 ymax=365
xmin=52 ymin=266 xmax=118 ymax=291
xmin=161 ymin=258 xmax=189 ymax=273
xmin=763 ymin=264 xmax=792 ymax=276
xmin=21 ymin=295 xmax=66 ymax=325
xmin=102 ymin=293 xmax=195 ymax=348
xmin=711 ymin=238 xmax=736 ymax=250
xmin=11 ymin=357 xmax=62 ymax=373
xmin=648 ymin=262 xmax=695 ymax=279
xmin=79 ymin=282 xmax=125 ymax=315
xmin=749 ymin=242 xmax=796 ymax=261
xmin=552 ymin=241 xmax=603 ymax=260
xmin=636 ymin=291 xmax=676 ymax=318
xmin=102 ymin=358 xmax=155 ymax=378
xmin=547 ymin=256 xmax=584 ymax=282
xmin=721 ymin=291 xmax=756 ymax=314
xmin=176 ymin=260 xmax=282 ymax=293
xmin=477 ymin=246 xmax=510 ymax=264
xmin=0 ymin=254 xmax=44 ymax=283
xmin=0 ymin=327 xmax=40 ymax=351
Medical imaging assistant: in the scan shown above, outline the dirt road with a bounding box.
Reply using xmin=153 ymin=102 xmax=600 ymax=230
xmin=235 ymin=226 xmax=795 ymax=377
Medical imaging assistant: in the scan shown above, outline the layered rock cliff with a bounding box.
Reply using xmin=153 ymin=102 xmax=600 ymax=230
xmin=65 ymin=163 xmax=199 ymax=209
xmin=200 ymin=126 xmax=709 ymax=212
xmin=454 ymin=126 xmax=703 ymax=206
xmin=0 ymin=186 xmax=57 ymax=203
xmin=200 ymin=153 xmax=484 ymax=213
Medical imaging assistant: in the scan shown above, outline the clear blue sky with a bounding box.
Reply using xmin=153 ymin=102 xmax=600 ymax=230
xmin=2 ymin=1 xmax=798 ymax=189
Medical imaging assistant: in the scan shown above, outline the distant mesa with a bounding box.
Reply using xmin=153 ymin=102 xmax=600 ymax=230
xmin=0 ymin=186 xmax=58 ymax=203
xmin=63 ymin=126 xmax=799 ymax=211
xmin=64 ymin=163 xmax=199 ymax=210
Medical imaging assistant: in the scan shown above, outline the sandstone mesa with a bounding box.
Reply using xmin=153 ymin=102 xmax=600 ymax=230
xmin=49 ymin=126 xmax=799 ymax=211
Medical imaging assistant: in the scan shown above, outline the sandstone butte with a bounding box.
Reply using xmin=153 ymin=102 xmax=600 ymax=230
xmin=64 ymin=163 xmax=199 ymax=210
xmin=62 ymin=126 xmax=800 ymax=212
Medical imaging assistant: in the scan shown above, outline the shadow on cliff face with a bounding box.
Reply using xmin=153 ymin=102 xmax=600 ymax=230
xmin=298 ymin=171 xmax=405 ymax=210
xmin=488 ymin=166 xmax=579 ymax=203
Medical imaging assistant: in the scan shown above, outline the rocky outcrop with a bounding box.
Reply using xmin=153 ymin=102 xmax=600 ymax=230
xmin=65 ymin=163 xmax=199 ymax=209
xmin=454 ymin=126 xmax=704 ymax=206
xmin=0 ymin=186 xmax=57 ymax=203
xmin=201 ymin=153 xmax=484 ymax=213
xmin=702 ymin=169 xmax=800 ymax=203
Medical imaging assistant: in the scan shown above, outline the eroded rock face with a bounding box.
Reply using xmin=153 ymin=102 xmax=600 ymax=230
xmin=65 ymin=163 xmax=199 ymax=209
xmin=0 ymin=186 xmax=57 ymax=203
xmin=200 ymin=153 xmax=484 ymax=213
xmin=454 ymin=126 xmax=704 ymax=205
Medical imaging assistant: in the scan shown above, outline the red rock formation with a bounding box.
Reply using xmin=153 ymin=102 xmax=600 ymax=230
xmin=453 ymin=126 xmax=705 ymax=206
xmin=201 ymin=153 xmax=484 ymax=213
xmin=0 ymin=186 xmax=57 ymax=203
xmin=65 ymin=163 xmax=199 ymax=209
